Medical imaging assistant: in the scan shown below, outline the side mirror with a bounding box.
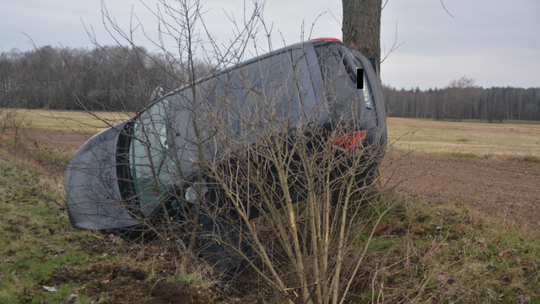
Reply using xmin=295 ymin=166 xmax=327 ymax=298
xmin=151 ymin=85 xmax=164 ymax=102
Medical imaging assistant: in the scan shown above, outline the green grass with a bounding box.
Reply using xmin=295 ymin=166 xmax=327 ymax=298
xmin=173 ymin=273 xmax=206 ymax=286
xmin=348 ymin=196 xmax=540 ymax=303
xmin=0 ymin=155 xmax=126 ymax=303
xmin=0 ymin=150 xmax=210 ymax=303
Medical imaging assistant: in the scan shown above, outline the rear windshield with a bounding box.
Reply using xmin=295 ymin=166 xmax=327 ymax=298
xmin=314 ymin=44 xmax=359 ymax=118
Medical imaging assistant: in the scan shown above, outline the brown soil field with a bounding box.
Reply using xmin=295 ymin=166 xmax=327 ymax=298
xmin=5 ymin=127 xmax=540 ymax=230
xmin=382 ymin=153 xmax=540 ymax=230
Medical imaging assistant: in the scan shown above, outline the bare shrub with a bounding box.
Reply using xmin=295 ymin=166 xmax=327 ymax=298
xmin=64 ymin=1 xmax=392 ymax=303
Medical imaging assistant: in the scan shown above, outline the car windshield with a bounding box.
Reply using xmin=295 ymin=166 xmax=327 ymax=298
xmin=314 ymin=44 xmax=359 ymax=117
xmin=130 ymin=98 xmax=177 ymax=215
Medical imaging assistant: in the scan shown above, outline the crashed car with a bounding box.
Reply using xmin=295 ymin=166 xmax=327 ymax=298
xmin=65 ymin=38 xmax=387 ymax=255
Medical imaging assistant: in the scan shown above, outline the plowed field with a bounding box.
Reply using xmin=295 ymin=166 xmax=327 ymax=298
xmin=382 ymin=153 xmax=540 ymax=229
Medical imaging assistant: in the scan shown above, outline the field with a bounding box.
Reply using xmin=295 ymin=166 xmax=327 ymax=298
xmin=387 ymin=117 xmax=540 ymax=157
xmin=0 ymin=110 xmax=539 ymax=303
xmin=0 ymin=109 xmax=132 ymax=133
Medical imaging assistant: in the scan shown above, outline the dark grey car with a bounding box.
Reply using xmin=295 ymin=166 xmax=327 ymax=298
xmin=65 ymin=38 xmax=387 ymax=235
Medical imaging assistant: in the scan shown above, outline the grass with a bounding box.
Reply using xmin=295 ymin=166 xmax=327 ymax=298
xmin=345 ymin=195 xmax=540 ymax=303
xmin=387 ymin=117 xmax=540 ymax=158
xmin=0 ymin=108 xmax=132 ymax=134
xmin=0 ymin=146 xmax=211 ymax=303
xmin=0 ymin=151 xmax=124 ymax=303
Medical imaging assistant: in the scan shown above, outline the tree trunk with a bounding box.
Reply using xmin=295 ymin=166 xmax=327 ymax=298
xmin=342 ymin=0 xmax=382 ymax=69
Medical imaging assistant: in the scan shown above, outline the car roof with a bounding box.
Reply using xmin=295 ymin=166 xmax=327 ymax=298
xmin=135 ymin=38 xmax=347 ymax=117
xmin=160 ymin=40 xmax=343 ymax=98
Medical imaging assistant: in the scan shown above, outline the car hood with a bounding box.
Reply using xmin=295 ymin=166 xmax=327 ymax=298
xmin=65 ymin=121 xmax=140 ymax=230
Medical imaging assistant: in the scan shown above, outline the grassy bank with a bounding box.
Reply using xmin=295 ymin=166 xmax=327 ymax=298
xmin=0 ymin=146 xmax=213 ymax=303
xmin=352 ymin=196 xmax=540 ymax=302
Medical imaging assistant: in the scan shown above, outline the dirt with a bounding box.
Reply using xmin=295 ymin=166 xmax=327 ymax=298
xmin=382 ymin=153 xmax=540 ymax=230
xmin=47 ymin=263 xmax=215 ymax=304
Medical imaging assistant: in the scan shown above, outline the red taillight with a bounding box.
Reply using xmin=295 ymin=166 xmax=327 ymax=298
xmin=327 ymin=130 xmax=368 ymax=152
xmin=311 ymin=37 xmax=342 ymax=42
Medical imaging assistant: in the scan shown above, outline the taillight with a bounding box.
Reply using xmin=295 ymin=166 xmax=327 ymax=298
xmin=327 ymin=130 xmax=368 ymax=152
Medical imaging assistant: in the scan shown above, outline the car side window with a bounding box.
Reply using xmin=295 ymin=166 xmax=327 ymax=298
xmin=225 ymin=52 xmax=300 ymax=134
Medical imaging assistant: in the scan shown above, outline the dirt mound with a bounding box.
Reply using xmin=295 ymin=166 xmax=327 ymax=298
xmin=48 ymin=263 xmax=213 ymax=304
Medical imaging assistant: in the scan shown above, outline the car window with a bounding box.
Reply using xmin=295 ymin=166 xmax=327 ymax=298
xmin=130 ymin=98 xmax=177 ymax=215
xmin=228 ymin=52 xmax=299 ymax=134
xmin=314 ymin=44 xmax=360 ymax=120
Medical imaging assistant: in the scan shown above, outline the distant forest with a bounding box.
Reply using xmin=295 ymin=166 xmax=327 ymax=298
xmin=1 ymin=46 xmax=539 ymax=121
xmin=383 ymin=81 xmax=540 ymax=122
xmin=0 ymin=45 xmax=212 ymax=112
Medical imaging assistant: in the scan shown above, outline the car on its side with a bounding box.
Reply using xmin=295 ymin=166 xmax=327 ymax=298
xmin=65 ymin=38 xmax=387 ymax=238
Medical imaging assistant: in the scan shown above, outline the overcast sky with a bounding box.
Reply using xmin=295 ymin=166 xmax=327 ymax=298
xmin=1 ymin=0 xmax=539 ymax=90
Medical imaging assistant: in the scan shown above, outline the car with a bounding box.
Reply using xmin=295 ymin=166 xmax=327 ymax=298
xmin=65 ymin=37 xmax=387 ymax=264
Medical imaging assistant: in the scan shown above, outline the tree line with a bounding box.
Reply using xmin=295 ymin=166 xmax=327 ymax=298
xmin=0 ymin=45 xmax=212 ymax=112
xmin=2 ymin=46 xmax=539 ymax=122
xmin=383 ymin=77 xmax=540 ymax=122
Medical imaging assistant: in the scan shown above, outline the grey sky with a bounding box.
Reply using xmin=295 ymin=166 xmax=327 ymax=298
xmin=1 ymin=0 xmax=539 ymax=90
